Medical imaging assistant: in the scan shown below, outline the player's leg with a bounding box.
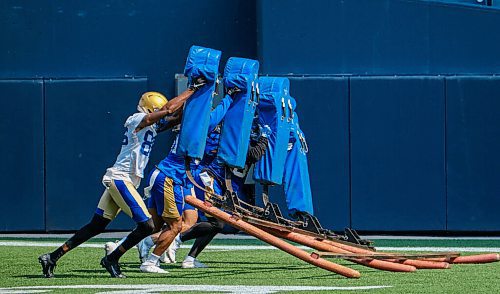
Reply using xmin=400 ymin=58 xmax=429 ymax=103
xmin=135 ymin=168 xmax=165 ymax=262
xmin=178 ymin=173 xmax=224 ymax=268
xmin=164 ymin=187 xmax=198 ymax=263
xmin=38 ymin=189 xmax=117 ymax=278
xmin=140 ymin=176 xmax=183 ymax=273
xmin=102 ymin=180 xmax=154 ymax=277
xmin=182 ymin=216 xmax=224 ymax=268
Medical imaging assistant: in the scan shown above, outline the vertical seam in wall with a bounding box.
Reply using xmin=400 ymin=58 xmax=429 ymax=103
xmin=445 ymin=79 xmax=449 ymax=232
xmin=42 ymin=78 xmax=47 ymax=232
xmin=347 ymin=77 xmax=352 ymax=229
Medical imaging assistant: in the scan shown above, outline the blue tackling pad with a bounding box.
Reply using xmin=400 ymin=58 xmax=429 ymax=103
xmin=253 ymin=77 xmax=291 ymax=185
xmin=177 ymin=45 xmax=221 ymax=160
xmin=283 ymin=96 xmax=314 ymax=215
xmin=217 ymin=57 xmax=260 ymax=169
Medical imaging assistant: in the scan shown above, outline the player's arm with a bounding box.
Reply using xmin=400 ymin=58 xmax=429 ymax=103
xmin=136 ymin=75 xmax=207 ymax=131
xmin=207 ymin=94 xmax=233 ymax=132
xmin=246 ymin=125 xmax=271 ymax=164
xmin=156 ymin=108 xmax=183 ymax=133
xmin=164 ymin=75 xmax=208 ymax=114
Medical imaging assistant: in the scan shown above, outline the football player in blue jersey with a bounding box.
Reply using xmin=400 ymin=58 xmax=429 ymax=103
xmin=138 ymin=89 xmax=237 ymax=273
xmin=168 ymin=121 xmax=270 ymax=268
xmin=38 ymin=77 xmax=206 ymax=279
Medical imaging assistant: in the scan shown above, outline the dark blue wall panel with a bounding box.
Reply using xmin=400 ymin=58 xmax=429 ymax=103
xmin=258 ymin=0 xmax=500 ymax=75
xmin=260 ymin=77 xmax=350 ymax=231
xmin=0 ymin=0 xmax=256 ymax=98
xmin=45 ymin=78 xmax=149 ymax=231
xmin=286 ymin=77 xmax=350 ymax=230
xmin=0 ymin=80 xmax=45 ymax=231
xmin=446 ymin=77 xmax=500 ymax=231
xmin=350 ymin=77 xmax=446 ymax=231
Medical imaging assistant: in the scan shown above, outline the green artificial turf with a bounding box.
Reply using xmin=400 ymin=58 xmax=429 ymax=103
xmin=0 ymin=238 xmax=498 ymax=293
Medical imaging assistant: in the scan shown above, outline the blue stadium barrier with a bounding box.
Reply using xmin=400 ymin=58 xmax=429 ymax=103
xmin=44 ymin=78 xmax=147 ymax=231
xmin=0 ymin=1 xmax=257 ymax=98
xmin=258 ymin=0 xmax=500 ymax=75
xmin=0 ymin=80 xmax=45 ymax=231
xmin=446 ymin=76 xmax=500 ymax=231
xmin=350 ymin=76 xmax=446 ymax=231
xmin=283 ymin=77 xmax=350 ymax=231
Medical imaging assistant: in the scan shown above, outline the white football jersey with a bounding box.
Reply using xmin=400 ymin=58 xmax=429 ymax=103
xmin=103 ymin=113 xmax=157 ymax=187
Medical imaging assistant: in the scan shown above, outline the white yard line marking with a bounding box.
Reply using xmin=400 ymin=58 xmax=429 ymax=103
xmin=0 ymin=241 xmax=498 ymax=252
xmin=0 ymin=284 xmax=392 ymax=294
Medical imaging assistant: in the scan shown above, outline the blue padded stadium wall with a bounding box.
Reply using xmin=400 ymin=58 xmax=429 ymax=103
xmin=257 ymin=0 xmax=500 ymax=233
xmin=446 ymin=77 xmax=500 ymax=231
xmin=0 ymin=0 xmax=256 ymax=98
xmin=0 ymin=0 xmax=256 ymax=232
xmin=349 ymin=77 xmax=446 ymax=231
xmin=1 ymin=0 xmax=500 ymax=232
xmin=44 ymin=79 xmax=148 ymax=231
xmin=286 ymin=78 xmax=351 ymax=231
xmin=0 ymin=80 xmax=45 ymax=231
xmin=257 ymin=0 xmax=500 ymax=76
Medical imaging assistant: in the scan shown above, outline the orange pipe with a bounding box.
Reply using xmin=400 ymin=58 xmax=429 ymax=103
xmin=185 ymin=196 xmax=360 ymax=278
xmin=257 ymin=226 xmax=416 ymax=272
xmin=422 ymin=253 xmax=499 ymax=264
xmin=320 ymin=239 xmax=450 ymax=270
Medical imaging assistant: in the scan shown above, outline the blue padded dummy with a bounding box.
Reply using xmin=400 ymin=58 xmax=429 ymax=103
xmin=217 ymin=57 xmax=260 ymax=169
xmin=283 ymin=96 xmax=314 ymax=215
xmin=177 ymin=45 xmax=221 ymax=160
xmin=253 ymin=77 xmax=291 ymax=185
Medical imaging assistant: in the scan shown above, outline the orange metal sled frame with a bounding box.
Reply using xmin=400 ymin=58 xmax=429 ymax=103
xmin=184 ymin=195 xmax=361 ymax=278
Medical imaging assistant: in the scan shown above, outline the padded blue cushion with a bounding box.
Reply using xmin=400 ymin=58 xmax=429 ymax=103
xmin=178 ymin=45 xmax=222 ymax=159
xmin=218 ymin=57 xmax=259 ymax=168
xmin=253 ymin=77 xmax=291 ymax=185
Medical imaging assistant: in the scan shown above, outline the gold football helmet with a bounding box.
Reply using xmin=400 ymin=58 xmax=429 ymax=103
xmin=137 ymin=92 xmax=168 ymax=113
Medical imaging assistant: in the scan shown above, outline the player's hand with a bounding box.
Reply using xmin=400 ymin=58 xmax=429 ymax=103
xmin=260 ymin=124 xmax=272 ymax=138
xmin=226 ymin=86 xmax=241 ymax=97
xmin=189 ymin=75 xmax=208 ymax=91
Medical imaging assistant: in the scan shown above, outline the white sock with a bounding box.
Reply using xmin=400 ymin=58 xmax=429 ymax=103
xmin=184 ymin=255 xmax=195 ymax=262
xmin=175 ymin=234 xmax=182 ymax=244
xmin=143 ymin=236 xmax=155 ymax=248
xmin=147 ymin=253 xmax=160 ymax=264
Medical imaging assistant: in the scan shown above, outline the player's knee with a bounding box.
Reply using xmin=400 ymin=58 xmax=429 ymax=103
xmin=138 ymin=218 xmax=155 ymax=236
xmin=209 ymin=217 xmax=225 ymax=232
xmin=169 ymin=218 xmax=183 ymax=233
xmin=89 ymin=214 xmax=111 ymax=233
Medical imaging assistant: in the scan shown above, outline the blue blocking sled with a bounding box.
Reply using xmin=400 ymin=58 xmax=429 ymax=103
xmin=253 ymin=77 xmax=292 ymax=185
xmin=178 ymin=45 xmax=221 ymax=160
xmin=283 ymin=96 xmax=314 ymax=215
xmin=218 ymin=57 xmax=260 ymax=169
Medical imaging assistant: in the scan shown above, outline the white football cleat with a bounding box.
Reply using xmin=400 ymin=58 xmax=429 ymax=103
xmin=181 ymin=258 xmax=208 ymax=269
xmin=104 ymin=241 xmax=118 ymax=256
xmin=140 ymin=260 xmax=169 ymax=274
xmin=160 ymin=250 xmax=174 ymax=264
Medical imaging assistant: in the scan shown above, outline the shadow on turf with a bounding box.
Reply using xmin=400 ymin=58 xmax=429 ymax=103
xmin=17 ymin=273 xmax=104 ymax=279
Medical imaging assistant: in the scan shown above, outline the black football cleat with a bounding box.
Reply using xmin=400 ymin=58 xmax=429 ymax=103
xmin=38 ymin=253 xmax=56 ymax=278
xmin=100 ymin=256 xmax=126 ymax=278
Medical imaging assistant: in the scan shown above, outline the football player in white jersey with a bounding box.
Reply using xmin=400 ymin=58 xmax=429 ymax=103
xmin=38 ymin=77 xmax=206 ymax=279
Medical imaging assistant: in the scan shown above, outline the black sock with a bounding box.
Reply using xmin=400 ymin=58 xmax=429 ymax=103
xmin=188 ymin=232 xmax=218 ymax=258
xmin=49 ymin=246 xmax=66 ymax=262
xmin=108 ymin=219 xmax=154 ymax=262
xmin=50 ymin=214 xmax=110 ymax=262
xmin=180 ymin=222 xmax=214 ymax=242
xmin=185 ymin=217 xmax=224 ymax=258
